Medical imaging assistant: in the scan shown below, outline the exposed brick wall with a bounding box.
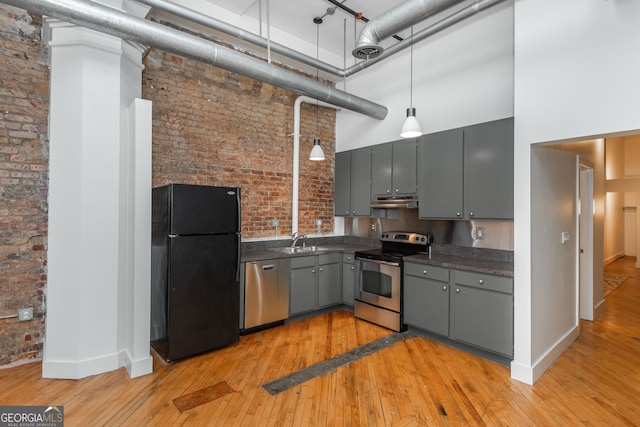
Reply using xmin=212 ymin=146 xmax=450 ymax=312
xmin=143 ymin=50 xmax=335 ymax=238
xmin=0 ymin=5 xmax=49 ymax=367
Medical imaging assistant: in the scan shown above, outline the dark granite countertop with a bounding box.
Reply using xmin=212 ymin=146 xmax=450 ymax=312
xmin=405 ymin=253 xmax=513 ymax=277
xmin=241 ymin=238 xmax=514 ymax=277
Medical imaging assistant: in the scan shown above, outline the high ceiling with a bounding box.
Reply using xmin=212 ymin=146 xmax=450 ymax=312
xmin=201 ymin=0 xmax=409 ymax=58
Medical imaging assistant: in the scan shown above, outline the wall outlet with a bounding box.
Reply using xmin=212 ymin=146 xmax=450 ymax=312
xmin=314 ymin=219 xmax=322 ymax=226
xmin=271 ymin=219 xmax=279 ymax=227
xmin=371 ymin=223 xmax=376 ymax=231
xmin=561 ymin=232 xmax=570 ymax=244
xmin=476 ymin=227 xmax=486 ymax=240
xmin=18 ymin=307 xmax=33 ymax=321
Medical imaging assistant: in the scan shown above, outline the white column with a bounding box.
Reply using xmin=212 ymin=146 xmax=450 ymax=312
xmin=42 ymin=7 xmax=151 ymax=378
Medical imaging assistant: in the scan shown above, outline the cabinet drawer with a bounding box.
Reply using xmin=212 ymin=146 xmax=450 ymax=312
xmin=404 ymin=262 xmax=449 ymax=283
xmin=454 ymin=270 xmax=512 ymax=294
xmin=318 ymin=252 xmax=341 ymax=265
xmin=342 ymin=253 xmax=355 ymax=264
xmin=291 ymin=255 xmax=316 ymax=269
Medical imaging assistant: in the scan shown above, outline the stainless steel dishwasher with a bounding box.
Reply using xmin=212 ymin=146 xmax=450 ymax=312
xmin=244 ymin=259 xmax=290 ymax=330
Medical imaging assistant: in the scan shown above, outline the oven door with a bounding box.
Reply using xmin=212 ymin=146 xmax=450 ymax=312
xmin=355 ymin=257 xmax=401 ymax=312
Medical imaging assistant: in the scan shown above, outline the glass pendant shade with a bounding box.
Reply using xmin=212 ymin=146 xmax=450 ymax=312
xmin=309 ymin=138 xmax=325 ymax=161
xmin=400 ymin=107 xmax=422 ymax=138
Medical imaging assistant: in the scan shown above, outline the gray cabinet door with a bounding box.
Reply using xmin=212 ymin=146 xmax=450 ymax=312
xmin=350 ymin=147 xmax=372 ymax=216
xmin=404 ymin=275 xmax=450 ymax=336
xmin=342 ymin=261 xmax=355 ymax=306
xmin=334 ymin=151 xmax=351 ymax=216
xmin=318 ymin=262 xmax=341 ymax=307
xmin=290 ymin=266 xmax=317 ymax=315
xmin=371 ymin=142 xmax=392 ymax=196
xmin=451 ymin=285 xmax=513 ymax=357
xmin=418 ymin=128 xmax=464 ymax=219
xmin=392 ymin=139 xmax=417 ymax=195
xmin=464 ymin=117 xmax=514 ymax=219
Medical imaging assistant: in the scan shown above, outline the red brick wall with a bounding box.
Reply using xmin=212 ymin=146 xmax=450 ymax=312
xmin=0 ymin=5 xmax=49 ymax=367
xmin=143 ymin=50 xmax=335 ymax=238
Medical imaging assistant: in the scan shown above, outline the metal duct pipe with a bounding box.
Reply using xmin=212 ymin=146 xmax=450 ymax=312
xmin=2 ymin=0 xmax=387 ymax=120
xmin=136 ymin=0 xmax=346 ymax=77
xmin=345 ymin=0 xmax=506 ymax=76
xmin=352 ymin=0 xmax=467 ymax=59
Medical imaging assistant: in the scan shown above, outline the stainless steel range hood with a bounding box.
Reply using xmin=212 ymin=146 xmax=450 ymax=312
xmin=370 ymin=195 xmax=419 ymax=209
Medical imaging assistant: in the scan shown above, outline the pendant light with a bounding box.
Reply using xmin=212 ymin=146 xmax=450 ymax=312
xmin=400 ymin=27 xmax=423 ymax=139
xmin=310 ymin=18 xmax=325 ymax=161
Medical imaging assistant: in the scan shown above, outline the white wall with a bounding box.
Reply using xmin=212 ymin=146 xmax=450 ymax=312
xmin=513 ymin=0 xmax=640 ymax=384
xmin=336 ymin=1 xmax=514 ymax=151
xmin=605 ymin=138 xmax=626 ymax=263
xmin=530 ymin=147 xmax=579 ymax=360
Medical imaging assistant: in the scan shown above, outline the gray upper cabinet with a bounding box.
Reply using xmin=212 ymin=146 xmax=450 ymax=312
xmin=464 ymin=118 xmax=514 ymax=219
xmin=418 ymin=117 xmax=514 ymax=220
xmin=418 ymin=128 xmax=464 ymax=219
xmin=372 ymin=139 xmax=417 ymax=196
xmin=334 ymin=148 xmax=371 ymax=217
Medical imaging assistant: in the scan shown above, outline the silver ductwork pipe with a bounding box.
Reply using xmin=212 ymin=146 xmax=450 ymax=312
xmin=136 ymin=0 xmax=346 ymax=77
xmin=2 ymin=0 xmax=387 ymax=120
xmin=345 ymin=0 xmax=506 ymax=76
xmin=352 ymin=0 xmax=467 ymax=59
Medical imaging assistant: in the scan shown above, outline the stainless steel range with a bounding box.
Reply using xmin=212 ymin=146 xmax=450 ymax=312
xmin=354 ymin=231 xmax=432 ymax=331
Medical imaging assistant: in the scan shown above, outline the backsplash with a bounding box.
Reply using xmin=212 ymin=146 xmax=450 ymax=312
xmin=342 ymin=208 xmax=514 ymax=251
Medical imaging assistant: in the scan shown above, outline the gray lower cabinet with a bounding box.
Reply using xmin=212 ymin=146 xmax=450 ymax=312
xmin=403 ymin=263 xmax=450 ymax=336
xmin=334 ymin=148 xmax=371 ymax=217
xmin=289 ymin=256 xmax=317 ymax=315
xmin=290 ymin=253 xmax=342 ymax=315
xmin=403 ymin=262 xmax=514 ymax=358
xmin=451 ymin=270 xmax=513 ymax=357
xmin=341 ymin=253 xmax=355 ymax=306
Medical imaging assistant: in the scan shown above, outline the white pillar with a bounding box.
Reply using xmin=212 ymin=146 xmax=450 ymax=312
xmin=42 ymin=4 xmax=151 ymax=378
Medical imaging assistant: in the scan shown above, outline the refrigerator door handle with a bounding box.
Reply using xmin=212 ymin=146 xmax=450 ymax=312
xmin=236 ymin=234 xmax=241 ymax=283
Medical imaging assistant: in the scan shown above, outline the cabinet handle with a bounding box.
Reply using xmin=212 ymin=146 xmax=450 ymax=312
xmin=345 ymin=211 xmax=350 ymax=215
xmin=352 ymin=211 xmax=356 ymax=215
xmin=320 ymin=267 xmax=324 ymax=272
xmin=312 ymin=269 xmax=316 ymax=274
xmin=347 ymin=256 xmax=351 ymax=261
xmin=456 ymin=212 xmax=461 ymax=217
xmin=456 ymin=288 xmax=460 ymax=293
xmin=469 ymin=212 xmax=475 ymax=217
xmin=423 ymin=270 xmax=428 ymax=275
xmin=478 ymin=279 xmax=484 ymax=285
xmin=395 ymin=189 xmax=399 ymax=193
xmin=386 ymin=189 xmax=391 ymax=193
xmin=443 ymin=286 xmax=447 ymax=291
xmin=351 ymin=266 xmax=354 ymax=271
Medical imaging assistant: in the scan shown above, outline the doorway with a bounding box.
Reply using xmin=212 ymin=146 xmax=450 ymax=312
xmin=579 ymin=163 xmax=595 ymax=320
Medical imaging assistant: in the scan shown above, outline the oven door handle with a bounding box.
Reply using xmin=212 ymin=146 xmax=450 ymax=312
xmin=355 ymin=256 xmax=401 ymax=267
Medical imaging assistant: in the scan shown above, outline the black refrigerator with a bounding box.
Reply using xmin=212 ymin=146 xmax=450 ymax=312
xmin=151 ymin=184 xmax=241 ymax=362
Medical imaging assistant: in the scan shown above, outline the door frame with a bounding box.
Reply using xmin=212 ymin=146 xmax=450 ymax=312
xmin=578 ymin=160 xmax=596 ymax=320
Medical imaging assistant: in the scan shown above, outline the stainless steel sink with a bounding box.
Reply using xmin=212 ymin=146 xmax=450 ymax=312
xmin=271 ymin=246 xmax=329 ymax=254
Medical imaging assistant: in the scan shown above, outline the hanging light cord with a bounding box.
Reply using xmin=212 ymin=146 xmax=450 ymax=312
xmin=316 ymin=23 xmax=320 ymax=136
xmin=409 ymin=26 xmax=413 ymax=109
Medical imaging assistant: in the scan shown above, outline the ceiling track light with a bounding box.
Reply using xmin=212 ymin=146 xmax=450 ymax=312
xmin=400 ymin=27 xmax=422 ymax=139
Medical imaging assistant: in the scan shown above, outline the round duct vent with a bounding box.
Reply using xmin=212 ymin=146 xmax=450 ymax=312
xmin=352 ymin=45 xmax=383 ymax=59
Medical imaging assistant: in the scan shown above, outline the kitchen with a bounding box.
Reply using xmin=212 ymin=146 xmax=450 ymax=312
xmin=1 ymin=0 xmax=639 ymax=418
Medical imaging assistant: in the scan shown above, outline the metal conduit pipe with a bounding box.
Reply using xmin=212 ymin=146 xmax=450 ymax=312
xmin=136 ymin=0 xmax=346 ymax=77
xmin=2 ymin=0 xmax=387 ymax=120
xmin=352 ymin=0 xmax=467 ymax=59
xmin=344 ymin=0 xmax=506 ymax=77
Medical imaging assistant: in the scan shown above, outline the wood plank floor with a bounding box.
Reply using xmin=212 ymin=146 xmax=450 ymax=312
xmin=1 ymin=256 xmax=638 ymax=426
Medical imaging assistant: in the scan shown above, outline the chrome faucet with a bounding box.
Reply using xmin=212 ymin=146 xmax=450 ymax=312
xmin=291 ymin=231 xmax=307 ymax=248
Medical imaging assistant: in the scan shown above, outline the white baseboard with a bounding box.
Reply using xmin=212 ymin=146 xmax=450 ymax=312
xmin=42 ymin=352 xmax=120 ymax=379
xmin=604 ymin=252 xmax=625 ymax=265
xmin=120 ymin=350 xmax=153 ymax=378
xmin=510 ymin=325 xmax=580 ymax=385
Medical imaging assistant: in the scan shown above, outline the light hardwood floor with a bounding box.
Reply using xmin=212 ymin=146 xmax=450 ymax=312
xmin=1 ymin=257 xmax=639 ymax=426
